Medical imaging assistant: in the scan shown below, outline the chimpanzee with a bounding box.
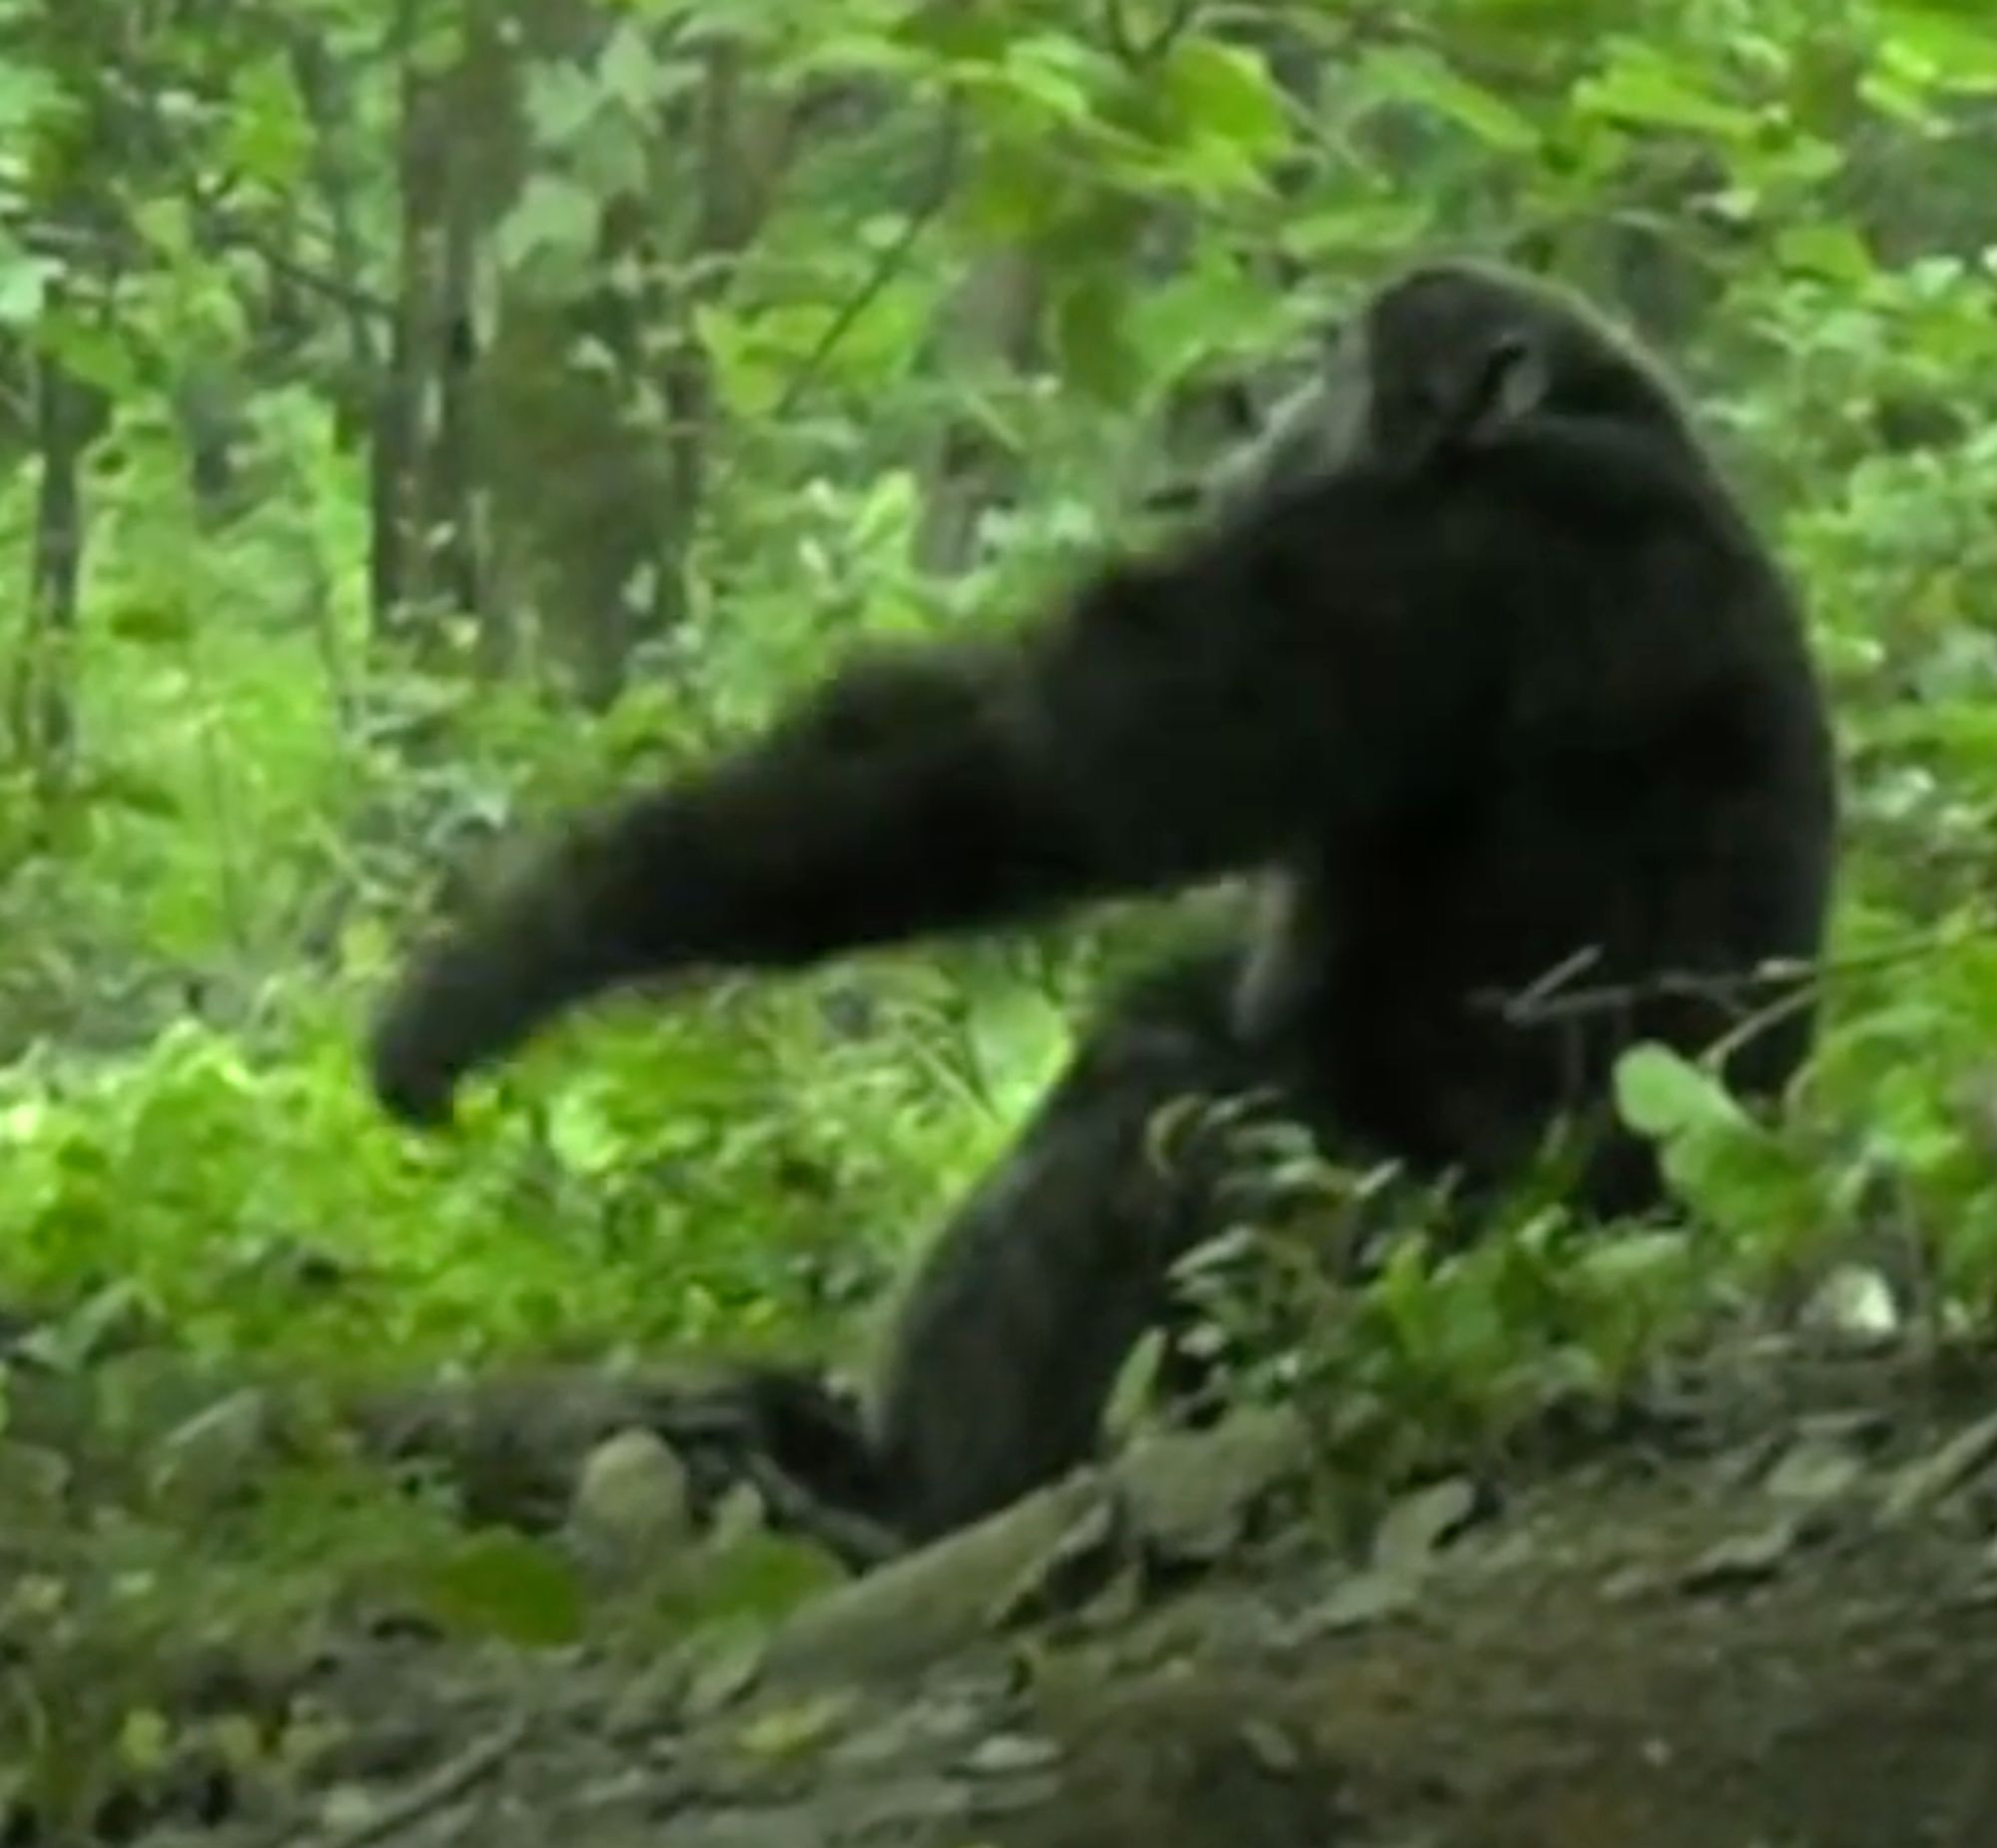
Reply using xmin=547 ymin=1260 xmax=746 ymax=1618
xmin=366 ymin=258 xmax=1838 ymax=1547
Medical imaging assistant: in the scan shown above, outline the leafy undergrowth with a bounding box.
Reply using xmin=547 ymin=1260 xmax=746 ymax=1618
xmin=7 ymin=1299 xmax=1997 ymax=1845
xmin=7 ymin=949 xmax=1997 ymax=1837
xmin=10 ymin=4 xmax=1997 ymax=1841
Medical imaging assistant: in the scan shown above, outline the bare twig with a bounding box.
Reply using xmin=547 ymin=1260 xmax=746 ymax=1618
xmin=1705 ymin=979 xmax=1822 ymax=1071
xmin=770 ymin=104 xmax=964 ymax=422
xmin=300 ymin=1711 xmax=529 ymax=1848
xmin=210 ymin=212 xmax=398 ymax=323
xmin=26 ymin=211 xmax=397 ymax=323
xmin=1475 ymin=917 xmax=1995 ymax=1033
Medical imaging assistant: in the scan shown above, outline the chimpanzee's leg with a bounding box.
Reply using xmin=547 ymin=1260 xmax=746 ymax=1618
xmin=868 ymin=940 xmax=1296 ymax=1540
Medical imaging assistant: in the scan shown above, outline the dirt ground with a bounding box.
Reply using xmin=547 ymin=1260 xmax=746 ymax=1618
xmin=91 ymin=1339 xmax=1997 ymax=1848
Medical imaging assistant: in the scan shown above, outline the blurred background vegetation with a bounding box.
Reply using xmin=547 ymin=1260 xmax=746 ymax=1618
xmin=3 ymin=0 xmax=1997 ymax=1403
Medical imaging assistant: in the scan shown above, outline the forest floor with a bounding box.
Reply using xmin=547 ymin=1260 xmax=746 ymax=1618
xmin=10 ymin=1327 xmax=1997 ymax=1848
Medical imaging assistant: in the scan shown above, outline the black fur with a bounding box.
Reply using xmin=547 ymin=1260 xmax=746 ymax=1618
xmin=369 ymin=259 xmax=1838 ymax=1545
xmin=871 ymin=941 xmax=1273 ymax=1540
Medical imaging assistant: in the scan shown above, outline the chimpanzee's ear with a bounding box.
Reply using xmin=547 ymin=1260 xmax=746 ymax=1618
xmin=1459 ymin=328 xmax=1551 ymax=443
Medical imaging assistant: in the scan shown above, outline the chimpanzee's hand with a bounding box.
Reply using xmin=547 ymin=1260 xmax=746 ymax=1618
xmin=365 ymin=949 xmax=484 ymax=1129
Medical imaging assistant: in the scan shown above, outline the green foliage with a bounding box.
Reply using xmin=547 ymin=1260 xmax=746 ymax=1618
xmin=12 ymin=0 xmax=1997 ymax=1817
xmin=419 ymin=1530 xmax=585 ymax=1648
xmin=0 ymin=976 xmax=1036 ymax=1370
xmin=1614 ymin=1043 xmax=1824 ymax=1257
xmin=1 ymin=0 xmax=1995 ymax=1409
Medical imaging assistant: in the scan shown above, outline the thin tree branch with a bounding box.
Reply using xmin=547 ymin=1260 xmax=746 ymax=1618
xmin=770 ymin=105 xmax=964 ymax=422
xmin=1475 ymin=918 xmax=1996 ymax=1033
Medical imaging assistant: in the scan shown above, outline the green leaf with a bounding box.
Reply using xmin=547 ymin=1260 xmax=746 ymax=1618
xmin=39 ymin=313 xmax=141 ymax=398
xmin=495 ymin=175 xmax=602 ymax=277
xmin=0 ymin=230 xmax=54 ymax=327
xmin=991 ymin=34 xmax=1106 ymax=126
xmin=1577 ymin=1229 xmax=1693 ymax=1292
xmin=1613 ymin=1043 xmax=1752 ymax=1140
xmin=546 ymin=1086 xmax=627 ymax=1177
xmin=224 ymin=57 xmax=311 ymax=192
xmin=1774 ymin=223 xmax=1875 ymax=286
xmin=1878 ymin=5 xmax=1997 ymax=91
xmin=738 ymin=1691 xmax=855 ymax=1761
xmin=1161 ymin=39 xmax=1290 ymax=157
xmin=1613 ymin=1051 xmax=1816 ymax=1239
xmin=967 ymin=984 xmax=1070 ymax=1120
xmin=790 ymin=33 xmax=928 ymax=81
xmin=1575 ymin=48 xmax=1761 ymax=142
xmin=523 ymin=63 xmax=610 ymax=153
xmin=687 ymin=1530 xmax=843 ymax=1621
xmin=1357 ymin=49 xmax=1541 ymax=153
xmin=1051 ymin=266 xmax=1143 ymax=404
xmin=598 ymin=20 xmax=671 ymax=114
xmin=0 ymin=64 xmax=64 ymax=141
xmin=963 ymin=143 xmax=1074 ymax=239
xmin=419 ymin=1531 xmax=585 ymax=1648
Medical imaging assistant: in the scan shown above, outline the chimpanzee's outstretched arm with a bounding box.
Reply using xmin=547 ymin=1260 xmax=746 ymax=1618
xmin=368 ymin=481 xmax=1500 ymax=1124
